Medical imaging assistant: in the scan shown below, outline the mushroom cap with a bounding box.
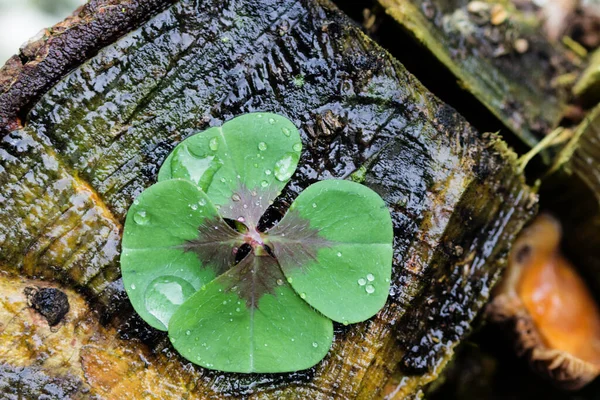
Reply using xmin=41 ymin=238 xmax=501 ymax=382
xmin=488 ymin=213 xmax=600 ymax=390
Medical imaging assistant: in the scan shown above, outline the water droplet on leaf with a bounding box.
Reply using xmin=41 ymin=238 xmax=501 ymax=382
xmin=337 ymin=252 xmax=342 ymax=257
xmin=130 ymin=284 xmax=136 ymax=290
xmin=312 ymin=342 xmax=318 ymax=348
xmin=209 ymin=137 xmax=219 ymax=151
xmin=261 ymin=180 xmax=269 ymax=188
xmin=312 ymin=203 xmax=317 ymax=208
xmin=276 ymin=279 xmax=284 ymax=286
xmin=258 ymin=142 xmax=267 ymax=151
xmin=287 ymin=277 xmax=293 ymax=283
xmin=293 ymin=143 xmax=302 ymax=152
xmin=265 ymin=169 xmax=272 ymax=175
xmin=144 ymin=276 xmax=195 ymax=328
xmin=365 ymin=284 xmax=375 ymax=294
xmin=282 ymin=127 xmax=291 ymax=136
xmin=232 ymin=193 xmax=241 ymax=202
xmin=199 ymin=198 xmax=207 ymax=206
xmin=358 ymin=278 xmax=366 ymax=286
xmin=366 ymin=273 xmax=375 ymax=281
xmin=133 ymin=210 xmax=149 ymax=225
xmin=274 ymin=153 xmax=297 ymax=181
xmin=300 ymin=293 xmax=306 ymax=299
xmin=268 ymin=118 xmax=275 ymax=125
xmin=190 ymin=204 xmax=198 ymax=210
xmin=186 ymin=330 xmax=191 ymax=336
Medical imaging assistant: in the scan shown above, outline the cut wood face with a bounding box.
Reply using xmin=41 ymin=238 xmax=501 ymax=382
xmin=376 ymin=0 xmax=578 ymax=149
xmin=0 ymin=0 xmax=534 ymax=397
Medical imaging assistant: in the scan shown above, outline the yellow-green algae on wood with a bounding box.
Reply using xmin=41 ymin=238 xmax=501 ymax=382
xmin=377 ymin=0 xmax=577 ymax=148
xmin=573 ymin=48 xmax=600 ymax=107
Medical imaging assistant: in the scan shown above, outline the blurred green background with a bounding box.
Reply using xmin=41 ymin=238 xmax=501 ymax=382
xmin=0 ymin=0 xmax=86 ymax=65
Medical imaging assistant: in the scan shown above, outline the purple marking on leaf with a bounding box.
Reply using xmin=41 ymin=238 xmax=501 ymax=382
xmin=266 ymin=209 xmax=333 ymax=272
xmin=219 ymin=183 xmax=281 ymax=230
xmin=181 ymin=216 xmax=245 ymax=275
xmin=221 ymin=251 xmax=286 ymax=309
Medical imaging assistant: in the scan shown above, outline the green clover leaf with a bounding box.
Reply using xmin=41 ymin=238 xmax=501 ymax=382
xmin=121 ymin=113 xmax=393 ymax=373
xmin=158 ymin=112 xmax=301 ymax=229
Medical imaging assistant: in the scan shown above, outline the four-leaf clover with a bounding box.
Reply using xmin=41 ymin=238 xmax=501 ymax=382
xmin=121 ymin=113 xmax=393 ymax=373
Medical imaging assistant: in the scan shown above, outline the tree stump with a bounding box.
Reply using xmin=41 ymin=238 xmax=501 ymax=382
xmin=0 ymin=0 xmax=535 ymax=398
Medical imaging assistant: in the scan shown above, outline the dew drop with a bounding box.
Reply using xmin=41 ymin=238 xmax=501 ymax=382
xmin=365 ymin=284 xmax=375 ymax=294
xmin=366 ymin=273 xmax=375 ymax=282
xmin=253 ymin=163 xmax=259 ymax=168
xmin=195 ymin=337 xmax=199 ymax=342
xmin=230 ymin=318 xmax=233 ymax=322
xmin=282 ymin=127 xmax=291 ymax=136
xmin=274 ymin=153 xmax=297 ymax=182
xmin=133 ymin=210 xmax=149 ymax=225
xmin=133 ymin=199 xmax=140 ymax=205
xmin=291 ymin=338 xmax=295 ymax=342
xmin=343 ymin=320 xmax=349 ymax=326
xmin=220 ymin=177 xmax=226 ymax=183
xmin=293 ymin=143 xmax=302 ymax=152
xmin=358 ymin=278 xmax=367 ymax=286
xmin=312 ymin=342 xmax=318 ymax=348
xmin=185 ymin=330 xmax=191 ymax=336
xmin=130 ymin=284 xmax=136 ymax=290
xmin=232 ymin=193 xmax=241 ymax=202
xmin=276 ymin=279 xmax=284 ymax=286
xmin=286 ymin=277 xmax=293 ymax=284
xmin=235 ymin=307 xmax=241 ymax=312
xmin=337 ymin=252 xmax=342 ymax=257
xmin=268 ymin=118 xmax=275 ymax=125
xmin=145 ymin=276 xmax=195 ymax=328
xmin=258 ymin=142 xmax=267 ymax=151
xmin=312 ymin=203 xmax=317 ymax=208
xmin=199 ymin=198 xmax=207 ymax=206
xmin=190 ymin=203 xmax=198 ymax=210
xmin=261 ymin=180 xmax=269 ymax=188
xmin=300 ymin=293 xmax=306 ymax=299
xmin=256 ymin=114 xmax=263 ymax=118
xmin=209 ymin=137 xmax=219 ymax=151
xmin=265 ymin=169 xmax=272 ymax=176
xmin=223 ymin=300 xmax=228 ymax=305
